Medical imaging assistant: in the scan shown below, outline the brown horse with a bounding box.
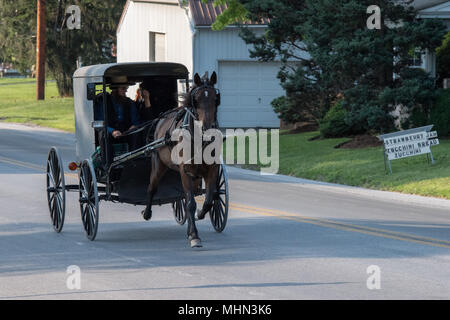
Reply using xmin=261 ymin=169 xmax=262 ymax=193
xmin=141 ymin=72 xmax=221 ymax=248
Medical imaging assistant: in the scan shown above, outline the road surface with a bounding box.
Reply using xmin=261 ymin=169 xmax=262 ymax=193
xmin=0 ymin=122 xmax=449 ymax=299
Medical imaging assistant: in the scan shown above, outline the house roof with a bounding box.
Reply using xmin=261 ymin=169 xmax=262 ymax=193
xmin=188 ymin=0 xmax=227 ymax=26
xmin=410 ymin=0 xmax=449 ymax=10
xmin=416 ymin=0 xmax=450 ymax=21
xmin=188 ymin=0 xmax=267 ymax=26
xmin=117 ymin=0 xmax=267 ymax=33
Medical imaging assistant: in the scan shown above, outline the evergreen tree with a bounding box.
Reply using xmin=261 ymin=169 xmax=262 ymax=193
xmin=217 ymin=0 xmax=446 ymax=134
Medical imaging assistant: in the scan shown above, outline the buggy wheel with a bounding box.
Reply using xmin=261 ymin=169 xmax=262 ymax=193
xmin=210 ymin=164 xmax=229 ymax=233
xmin=79 ymin=159 xmax=99 ymax=241
xmin=46 ymin=147 xmax=66 ymax=233
xmin=172 ymin=198 xmax=187 ymax=225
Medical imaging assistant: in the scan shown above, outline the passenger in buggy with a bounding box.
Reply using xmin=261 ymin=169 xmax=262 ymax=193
xmin=135 ymin=82 xmax=154 ymax=121
xmin=135 ymin=78 xmax=179 ymax=122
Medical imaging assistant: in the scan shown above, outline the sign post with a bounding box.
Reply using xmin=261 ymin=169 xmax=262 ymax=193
xmin=378 ymin=125 xmax=439 ymax=174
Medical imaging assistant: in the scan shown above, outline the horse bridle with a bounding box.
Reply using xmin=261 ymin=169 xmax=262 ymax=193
xmin=190 ymin=84 xmax=221 ymax=109
xmin=183 ymin=84 xmax=221 ymax=130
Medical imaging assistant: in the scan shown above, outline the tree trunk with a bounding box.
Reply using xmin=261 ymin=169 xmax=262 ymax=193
xmin=54 ymin=72 xmax=74 ymax=97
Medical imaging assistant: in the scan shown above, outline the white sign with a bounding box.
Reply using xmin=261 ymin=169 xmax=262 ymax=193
xmin=383 ymin=131 xmax=439 ymax=161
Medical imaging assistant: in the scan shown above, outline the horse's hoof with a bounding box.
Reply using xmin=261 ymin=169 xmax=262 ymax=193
xmin=141 ymin=209 xmax=152 ymax=221
xmin=190 ymin=238 xmax=202 ymax=248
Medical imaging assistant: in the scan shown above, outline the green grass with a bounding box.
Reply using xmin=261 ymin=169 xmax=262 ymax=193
xmin=2 ymin=79 xmax=450 ymax=199
xmin=225 ymin=131 xmax=450 ymax=199
xmin=0 ymin=78 xmax=74 ymax=132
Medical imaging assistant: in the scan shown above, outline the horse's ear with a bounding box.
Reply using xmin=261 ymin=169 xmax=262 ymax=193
xmin=209 ymin=71 xmax=217 ymax=86
xmin=194 ymin=73 xmax=202 ymax=86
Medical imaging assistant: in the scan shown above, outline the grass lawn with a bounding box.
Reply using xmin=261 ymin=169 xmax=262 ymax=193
xmin=0 ymin=78 xmax=74 ymax=132
xmin=225 ymin=131 xmax=450 ymax=199
xmin=2 ymin=79 xmax=450 ymax=199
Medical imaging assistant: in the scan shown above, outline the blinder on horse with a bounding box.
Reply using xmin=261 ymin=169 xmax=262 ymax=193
xmin=187 ymin=84 xmax=221 ymax=131
xmin=190 ymin=85 xmax=221 ymax=109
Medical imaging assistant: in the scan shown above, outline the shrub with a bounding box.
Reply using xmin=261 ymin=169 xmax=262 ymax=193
xmin=430 ymin=89 xmax=450 ymax=137
xmin=319 ymin=101 xmax=350 ymax=138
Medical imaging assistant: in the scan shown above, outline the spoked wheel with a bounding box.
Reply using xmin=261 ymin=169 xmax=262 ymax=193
xmin=172 ymin=198 xmax=187 ymax=225
xmin=79 ymin=159 xmax=99 ymax=241
xmin=210 ymin=164 xmax=229 ymax=233
xmin=46 ymin=147 xmax=66 ymax=233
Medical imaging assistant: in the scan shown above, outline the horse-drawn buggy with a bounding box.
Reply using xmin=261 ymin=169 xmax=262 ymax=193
xmin=45 ymin=62 xmax=229 ymax=247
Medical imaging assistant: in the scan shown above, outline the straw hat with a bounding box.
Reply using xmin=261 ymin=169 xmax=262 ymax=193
xmin=109 ymin=75 xmax=135 ymax=88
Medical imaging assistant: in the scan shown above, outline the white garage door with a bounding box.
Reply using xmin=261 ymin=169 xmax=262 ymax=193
xmin=218 ymin=61 xmax=283 ymax=128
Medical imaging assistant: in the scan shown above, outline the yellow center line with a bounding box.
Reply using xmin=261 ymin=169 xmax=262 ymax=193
xmin=0 ymin=155 xmax=77 ymax=178
xmin=2 ymin=155 xmax=449 ymax=249
xmin=0 ymin=155 xmax=45 ymax=172
xmin=230 ymin=203 xmax=450 ymax=249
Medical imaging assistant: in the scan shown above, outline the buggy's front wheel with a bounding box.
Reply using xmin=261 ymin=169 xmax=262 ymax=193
xmin=79 ymin=159 xmax=99 ymax=241
xmin=46 ymin=147 xmax=66 ymax=233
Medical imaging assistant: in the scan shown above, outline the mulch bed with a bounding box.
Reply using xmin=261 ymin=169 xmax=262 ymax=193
xmin=281 ymin=122 xmax=319 ymax=135
xmin=334 ymin=134 xmax=383 ymax=149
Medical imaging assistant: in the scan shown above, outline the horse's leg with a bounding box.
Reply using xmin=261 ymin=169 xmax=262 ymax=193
xmin=142 ymin=153 xmax=167 ymax=221
xmin=180 ymin=166 xmax=201 ymax=248
xmin=196 ymin=164 xmax=219 ymax=220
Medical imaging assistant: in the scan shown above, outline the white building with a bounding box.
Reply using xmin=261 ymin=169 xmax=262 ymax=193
xmin=116 ymin=0 xmax=450 ymax=128
xmin=117 ymin=0 xmax=284 ymax=128
xmin=414 ymin=0 xmax=450 ymax=77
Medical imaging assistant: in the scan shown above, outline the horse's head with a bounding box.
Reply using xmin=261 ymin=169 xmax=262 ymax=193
xmin=190 ymin=72 xmax=220 ymax=131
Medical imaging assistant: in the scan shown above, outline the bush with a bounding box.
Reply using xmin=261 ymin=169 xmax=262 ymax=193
xmin=319 ymin=101 xmax=350 ymax=138
xmin=430 ymin=89 xmax=450 ymax=137
xmin=271 ymin=96 xmax=301 ymax=124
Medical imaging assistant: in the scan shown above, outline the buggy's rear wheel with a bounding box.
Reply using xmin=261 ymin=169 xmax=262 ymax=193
xmin=172 ymin=198 xmax=187 ymax=225
xmin=79 ymin=159 xmax=99 ymax=241
xmin=209 ymin=164 xmax=229 ymax=233
xmin=46 ymin=147 xmax=66 ymax=233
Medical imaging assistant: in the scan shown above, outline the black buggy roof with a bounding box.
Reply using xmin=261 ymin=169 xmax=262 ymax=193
xmin=73 ymin=62 xmax=189 ymax=80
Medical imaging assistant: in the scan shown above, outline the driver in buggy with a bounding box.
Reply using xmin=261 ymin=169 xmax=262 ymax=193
xmin=94 ymin=76 xmax=142 ymax=165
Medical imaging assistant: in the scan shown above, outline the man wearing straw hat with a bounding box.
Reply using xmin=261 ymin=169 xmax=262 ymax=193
xmin=95 ymin=75 xmax=141 ymax=138
xmin=94 ymin=76 xmax=142 ymax=164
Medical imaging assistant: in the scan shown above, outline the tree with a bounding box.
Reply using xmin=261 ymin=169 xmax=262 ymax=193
xmin=0 ymin=1 xmax=37 ymax=73
xmin=201 ymin=0 xmax=248 ymax=31
xmin=0 ymin=0 xmax=125 ymax=96
xmin=211 ymin=0 xmax=447 ymax=134
xmin=437 ymin=31 xmax=450 ymax=86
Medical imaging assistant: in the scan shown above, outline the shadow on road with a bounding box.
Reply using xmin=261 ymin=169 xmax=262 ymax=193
xmin=1 ymin=215 xmax=449 ymax=277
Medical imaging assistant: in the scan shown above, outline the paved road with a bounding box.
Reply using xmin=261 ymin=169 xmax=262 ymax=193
xmin=0 ymin=122 xmax=449 ymax=299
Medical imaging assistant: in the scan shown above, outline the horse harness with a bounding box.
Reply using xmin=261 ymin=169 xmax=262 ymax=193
xmin=159 ymin=84 xmax=221 ymax=146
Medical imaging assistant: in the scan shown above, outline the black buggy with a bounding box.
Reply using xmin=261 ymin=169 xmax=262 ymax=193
xmin=45 ymin=62 xmax=229 ymax=241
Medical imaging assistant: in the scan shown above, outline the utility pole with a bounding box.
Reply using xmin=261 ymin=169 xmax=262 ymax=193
xmin=36 ymin=0 xmax=46 ymax=100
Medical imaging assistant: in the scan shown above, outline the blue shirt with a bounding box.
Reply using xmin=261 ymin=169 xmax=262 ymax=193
xmin=95 ymin=94 xmax=141 ymax=134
